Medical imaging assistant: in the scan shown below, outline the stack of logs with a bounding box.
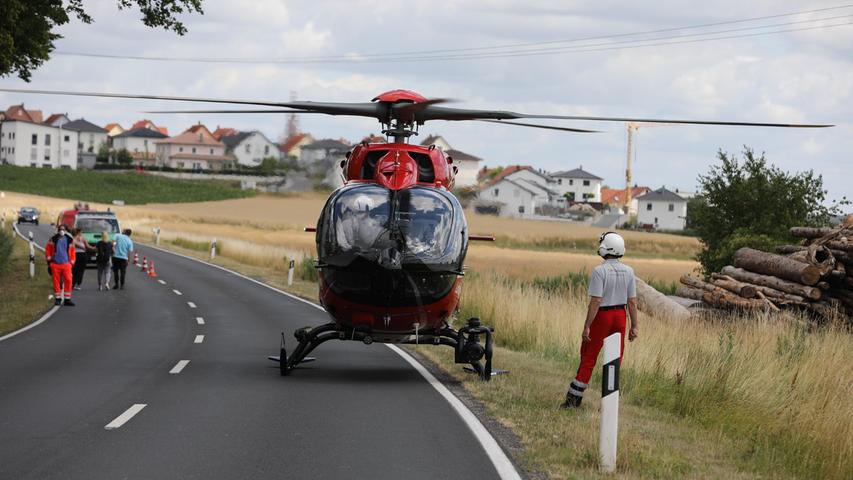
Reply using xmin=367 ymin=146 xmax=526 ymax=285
xmin=677 ymin=224 xmax=853 ymax=318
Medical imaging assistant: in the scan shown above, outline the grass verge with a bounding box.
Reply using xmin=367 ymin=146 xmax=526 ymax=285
xmin=0 ymin=229 xmax=53 ymax=337
xmin=0 ymin=165 xmax=254 ymax=204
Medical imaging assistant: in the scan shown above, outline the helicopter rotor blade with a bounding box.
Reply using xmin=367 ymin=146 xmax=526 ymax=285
xmin=416 ymin=105 xmax=833 ymax=128
xmin=478 ymin=119 xmax=600 ymax=133
xmin=144 ymin=109 xmax=327 ymax=114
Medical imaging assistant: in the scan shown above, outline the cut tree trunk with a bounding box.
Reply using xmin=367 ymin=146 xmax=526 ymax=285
xmin=679 ymin=274 xmax=730 ymax=295
xmin=701 ymin=290 xmax=766 ymax=309
xmin=845 ymin=276 xmax=853 ymax=289
xmin=676 ymin=286 xmax=706 ymax=301
xmin=720 ymin=266 xmax=822 ymax=300
xmin=710 ymin=274 xmax=806 ymax=303
xmin=789 ymin=227 xmax=835 ymax=238
xmin=824 ymin=240 xmax=853 ymax=252
xmin=733 ymin=247 xmax=821 ymax=285
xmin=709 ymin=275 xmax=757 ymax=298
xmin=635 ymin=278 xmax=691 ymax=321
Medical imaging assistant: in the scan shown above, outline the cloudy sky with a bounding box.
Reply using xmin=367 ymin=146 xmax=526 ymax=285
xmin=1 ymin=0 xmax=851 ymax=203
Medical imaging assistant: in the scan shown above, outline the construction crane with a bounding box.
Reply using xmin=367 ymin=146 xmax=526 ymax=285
xmin=623 ymin=122 xmax=668 ymax=214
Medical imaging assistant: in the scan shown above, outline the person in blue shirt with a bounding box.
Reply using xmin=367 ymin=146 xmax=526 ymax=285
xmin=111 ymin=229 xmax=134 ymax=290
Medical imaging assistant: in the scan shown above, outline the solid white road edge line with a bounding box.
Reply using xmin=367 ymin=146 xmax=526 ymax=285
xmin=170 ymin=360 xmax=190 ymax=374
xmin=0 ymin=225 xmax=57 ymax=343
xmin=196 ymin=317 xmax=205 ymax=325
xmin=187 ymin=302 xmax=197 ymax=309
xmin=173 ymin=289 xmax=183 ymax=296
xmin=194 ymin=335 xmax=204 ymax=344
xmin=137 ymin=242 xmax=523 ymax=480
xmin=104 ymin=404 xmax=147 ymax=430
xmin=158 ymin=279 xmax=167 ymax=285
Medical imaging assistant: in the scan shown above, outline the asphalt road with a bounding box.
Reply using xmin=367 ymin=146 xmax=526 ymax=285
xmin=0 ymin=224 xmax=511 ymax=480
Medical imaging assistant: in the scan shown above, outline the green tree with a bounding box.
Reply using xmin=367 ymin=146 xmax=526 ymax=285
xmin=689 ymin=147 xmax=846 ymax=275
xmin=254 ymin=157 xmax=279 ymax=175
xmin=0 ymin=1 xmax=203 ymax=82
xmin=95 ymin=143 xmax=110 ymax=163
xmin=115 ymin=148 xmax=133 ymax=165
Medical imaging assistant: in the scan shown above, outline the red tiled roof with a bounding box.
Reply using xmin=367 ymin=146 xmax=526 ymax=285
xmin=212 ymin=126 xmax=238 ymax=140
xmin=601 ymin=187 xmax=651 ymax=206
xmin=280 ymin=133 xmax=312 ymax=153
xmin=157 ymin=126 xmax=222 ymax=146
xmin=3 ymin=105 xmax=43 ymax=123
xmin=131 ymin=119 xmax=167 ymax=135
xmin=44 ymin=113 xmax=67 ymax=125
xmin=103 ymin=122 xmax=123 ymax=131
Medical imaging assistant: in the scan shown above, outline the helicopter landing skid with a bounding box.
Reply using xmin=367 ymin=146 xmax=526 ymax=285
xmin=272 ymin=317 xmax=496 ymax=381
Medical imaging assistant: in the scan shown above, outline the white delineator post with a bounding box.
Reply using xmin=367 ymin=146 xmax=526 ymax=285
xmin=287 ymin=259 xmax=295 ymax=286
xmin=599 ymin=332 xmax=621 ymax=473
xmin=28 ymin=231 xmax=36 ymax=278
xmin=154 ymin=227 xmax=161 ymax=246
xmin=210 ymin=238 xmax=217 ymax=260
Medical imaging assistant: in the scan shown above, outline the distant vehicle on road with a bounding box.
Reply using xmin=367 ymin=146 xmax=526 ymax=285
xmin=17 ymin=207 xmax=40 ymax=225
xmin=56 ymin=207 xmax=121 ymax=264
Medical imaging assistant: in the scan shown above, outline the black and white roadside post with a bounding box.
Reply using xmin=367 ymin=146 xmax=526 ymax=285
xmin=210 ymin=238 xmax=217 ymax=260
xmin=28 ymin=231 xmax=35 ymax=278
xmin=599 ymin=332 xmax=621 ymax=473
xmin=154 ymin=227 xmax=161 ymax=246
xmin=287 ymin=259 xmax=295 ymax=286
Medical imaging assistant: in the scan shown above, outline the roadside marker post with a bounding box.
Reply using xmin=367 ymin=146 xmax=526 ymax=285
xmin=28 ymin=231 xmax=35 ymax=278
xmin=210 ymin=239 xmax=217 ymax=260
xmin=599 ymin=332 xmax=621 ymax=473
xmin=287 ymin=259 xmax=295 ymax=286
xmin=153 ymin=227 xmax=161 ymax=246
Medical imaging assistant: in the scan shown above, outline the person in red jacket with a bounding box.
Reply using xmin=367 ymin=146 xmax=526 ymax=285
xmin=45 ymin=224 xmax=77 ymax=306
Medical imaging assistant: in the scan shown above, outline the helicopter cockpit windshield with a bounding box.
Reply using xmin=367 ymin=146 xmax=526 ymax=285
xmin=319 ymin=184 xmax=467 ymax=272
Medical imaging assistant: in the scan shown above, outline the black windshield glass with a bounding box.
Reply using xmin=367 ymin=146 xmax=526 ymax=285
xmin=319 ymin=184 xmax=467 ymax=272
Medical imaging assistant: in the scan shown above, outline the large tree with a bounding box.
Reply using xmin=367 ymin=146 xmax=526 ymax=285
xmin=0 ymin=0 xmax=203 ymax=82
xmin=688 ymin=147 xmax=847 ymax=275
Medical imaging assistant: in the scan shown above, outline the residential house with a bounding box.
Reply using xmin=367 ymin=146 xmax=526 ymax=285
xmin=550 ymin=166 xmax=603 ymax=202
xmin=0 ymin=104 xmax=79 ymax=169
xmin=44 ymin=113 xmax=71 ymax=127
xmin=635 ymin=187 xmax=688 ymax=231
xmin=103 ymin=123 xmax=125 ymax=138
xmin=299 ymin=138 xmax=350 ymax=188
xmin=220 ymin=130 xmax=281 ymax=167
xmin=212 ymin=126 xmax=238 ymax=140
xmin=419 ymin=135 xmax=482 ymax=188
xmin=112 ymin=127 xmax=168 ymax=165
xmin=62 ymin=119 xmax=109 ymax=169
xmin=478 ymin=165 xmax=565 ymax=217
xmin=601 ymin=186 xmax=651 ymax=215
xmin=280 ymin=133 xmax=314 ymax=159
xmin=155 ymin=124 xmax=231 ymax=171
xmin=130 ymin=119 xmax=169 ymax=136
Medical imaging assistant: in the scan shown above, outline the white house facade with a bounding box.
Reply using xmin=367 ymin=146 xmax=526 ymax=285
xmin=635 ymin=187 xmax=688 ymax=231
xmin=112 ymin=127 xmax=168 ymax=165
xmin=420 ymin=135 xmax=481 ymax=188
xmin=484 ymin=178 xmax=548 ymax=217
xmin=0 ymin=119 xmax=79 ymax=169
xmin=550 ymin=167 xmax=603 ymax=202
xmin=63 ymin=119 xmax=108 ymax=169
xmin=221 ymin=131 xmax=282 ymax=167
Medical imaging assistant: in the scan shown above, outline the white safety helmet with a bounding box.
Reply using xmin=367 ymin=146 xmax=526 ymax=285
xmin=598 ymin=231 xmax=626 ymax=258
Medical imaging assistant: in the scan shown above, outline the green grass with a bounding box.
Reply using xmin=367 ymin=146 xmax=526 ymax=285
xmin=0 ymin=165 xmax=254 ymax=204
xmin=0 ymin=229 xmax=53 ymax=336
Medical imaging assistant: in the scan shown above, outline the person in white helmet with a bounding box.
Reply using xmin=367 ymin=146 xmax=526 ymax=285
xmin=337 ymin=193 xmax=384 ymax=251
xmin=562 ymin=231 xmax=639 ymax=409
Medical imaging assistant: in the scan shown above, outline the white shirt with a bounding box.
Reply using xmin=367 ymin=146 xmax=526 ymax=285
xmin=588 ymin=259 xmax=637 ymax=307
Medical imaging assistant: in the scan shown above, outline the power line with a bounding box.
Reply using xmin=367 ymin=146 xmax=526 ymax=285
xmin=53 ymin=7 xmax=853 ymax=64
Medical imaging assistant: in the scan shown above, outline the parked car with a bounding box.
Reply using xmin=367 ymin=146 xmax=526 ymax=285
xmin=17 ymin=207 xmax=40 ymax=225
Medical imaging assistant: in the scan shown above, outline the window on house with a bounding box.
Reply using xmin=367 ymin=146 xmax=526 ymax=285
xmin=518 ymin=205 xmax=525 ymax=214
xmin=569 ymin=179 xmax=574 ymax=186
xmin=264 ymin=145 xmax=269 ymax=155
xmin=192 ymin=147 xmax=196 ymax=154
xmin=245 ymin=143 xmax=251 ymax=153
xmin=179 ymin=147 xmax=183 ymax=152
xmin=64 ymin=135 xmax=70 ymax=142
xmin=493 ymin=188 xmax=499 ymax=197
xmin=654 ymin=217 xmax=659 ymax=224
xmin=646 ymin=203 xmax=653 ymax=211
xmin=210 ymin=148 xmax=214 ymax=154
xmin=45 ymin=134 xmax=50 ymax=146
xmin=583 ymin=180 xmax=590 ymax=186
xmin=557 ymin=178 xmax=562 ymax=185
xmin=31 ymin=134 xmax=37 ymax=145
xmin=44 ymin=150 xmax=50 ymax=160
xmin=668 ymin=203 xmax=674 ymax=212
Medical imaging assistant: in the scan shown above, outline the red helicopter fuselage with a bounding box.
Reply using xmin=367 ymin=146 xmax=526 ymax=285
xmin=314 ymin=112 xmax=469 ymax=342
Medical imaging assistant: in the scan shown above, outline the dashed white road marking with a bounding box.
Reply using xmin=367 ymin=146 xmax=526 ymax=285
xmin=172 ymin=289 xmax=183 ymax=296
xmin=194 ymin=335 xmax=204 ymax=344
xmin=158 ymin=279 xmax=166 ymax=285
xmin=196 ymin=316 xmax=205 ymax=325
xmin=187 ymin=302 xmax=197 ymax=308
xmin=169 ymin=360 xmax=190 ymax=374
xmin=105 ymin=404 xmax=147 ymax=430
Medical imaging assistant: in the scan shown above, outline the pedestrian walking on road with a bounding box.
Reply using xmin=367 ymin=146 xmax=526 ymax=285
xmin=71 ymin=228 xmax=95 ymax=290
xmin=562 ymin=232 xmax=639 ymax=409
xmin=45 ymin=224 xmax=76 ymax=306
xmin=111 ymin=228 xmax=134 ymax=290
xmin=96 ymin=231 xmax=114 ymax=291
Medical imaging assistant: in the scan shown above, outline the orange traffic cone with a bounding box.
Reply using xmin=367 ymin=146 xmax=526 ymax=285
xmin=147 ymin=261 xmax=158 ymax=277
xmin=141 ymin=257 xmax=148 ymax=271
xmin=133 ymin=253 xmax=140 ymax=267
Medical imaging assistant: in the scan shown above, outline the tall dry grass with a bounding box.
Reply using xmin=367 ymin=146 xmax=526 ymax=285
xmin=458 ymin=272 xmax=853 ymax=479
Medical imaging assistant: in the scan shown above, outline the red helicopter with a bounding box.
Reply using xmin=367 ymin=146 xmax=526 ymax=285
xmin=0 ymin=87 xmax=832 ymax=380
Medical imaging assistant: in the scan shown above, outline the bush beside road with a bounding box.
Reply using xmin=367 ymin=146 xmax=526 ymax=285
xmin=0 ymin=228 xmax=53 ymax=337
